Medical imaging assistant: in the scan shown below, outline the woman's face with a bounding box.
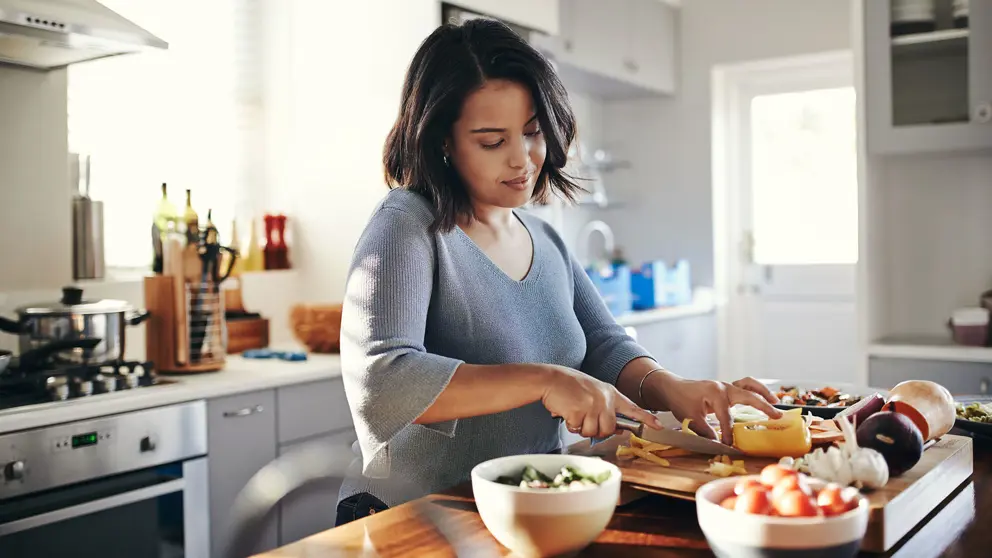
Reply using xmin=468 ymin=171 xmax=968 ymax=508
xmin=447 ymin=79 xmax=547 ymax=211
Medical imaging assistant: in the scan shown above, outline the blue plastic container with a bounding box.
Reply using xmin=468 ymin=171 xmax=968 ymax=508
xmin=630 ymin=259 xmax=693 ymax=309
xmin=630 ymin=261 xmax=666 ymax=310
xmin=586 ymin=263 xmax=632 ymax=316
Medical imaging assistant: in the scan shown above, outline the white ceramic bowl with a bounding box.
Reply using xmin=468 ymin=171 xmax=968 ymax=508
xmin=696 ymin=475 xmax=869 ymax=558
xmin=471 ymin=454 xmax=621 ymax=557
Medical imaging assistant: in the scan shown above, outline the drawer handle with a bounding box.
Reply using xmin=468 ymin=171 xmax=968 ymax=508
xmin=976 ymin=102 xmax=992 ymax=124
xmin=224 ymin=405 xmax=264 ymax=418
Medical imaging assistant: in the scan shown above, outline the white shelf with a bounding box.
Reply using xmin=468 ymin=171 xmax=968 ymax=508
xmin=892 ymin=28 xmax=969 ymax=46
xmin=869 ymin=337 xmax=992 ymax=363
xmin=892 ymin=29 xmax=968 ymax=57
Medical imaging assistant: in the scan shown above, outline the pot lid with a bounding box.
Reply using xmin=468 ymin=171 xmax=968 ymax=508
xmin=17 ymin=287 xmax=133 ymax=316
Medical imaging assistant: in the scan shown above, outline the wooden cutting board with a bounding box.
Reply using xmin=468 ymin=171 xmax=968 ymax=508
xmin=573 ymin=432 xmax=973 ymax=553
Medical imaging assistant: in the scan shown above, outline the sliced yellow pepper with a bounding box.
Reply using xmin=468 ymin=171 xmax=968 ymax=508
xmin=732 ymin=408 xmax=811 ymax=458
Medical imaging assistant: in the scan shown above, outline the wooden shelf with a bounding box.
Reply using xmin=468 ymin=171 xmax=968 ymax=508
xmin=892 ymin=29 xmax=968 ymax=57
xmin=869 ymin=337 xmax=992 ymax=363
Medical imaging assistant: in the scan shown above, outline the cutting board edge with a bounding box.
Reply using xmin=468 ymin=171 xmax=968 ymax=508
xmin=862 ymin=435 xmax=974 ymax=553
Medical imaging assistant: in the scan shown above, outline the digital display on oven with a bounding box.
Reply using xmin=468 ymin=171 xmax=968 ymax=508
xmin=72 ymin=432 xmax=98 ymax=448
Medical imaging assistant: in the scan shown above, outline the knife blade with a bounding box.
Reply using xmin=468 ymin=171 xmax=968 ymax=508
xmin=637 ymin=424 xmax=744 ymax=457
xmin=590 ymin=412 xmax=744 ymax=457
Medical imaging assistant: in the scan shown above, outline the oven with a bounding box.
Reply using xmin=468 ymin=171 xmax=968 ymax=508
xmin=0 ymin=401 xmax=208 ymax=558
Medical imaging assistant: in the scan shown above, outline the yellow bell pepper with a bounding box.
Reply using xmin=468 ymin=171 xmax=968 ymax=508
xmin=732 ymin=408 xmax=812 ymax=458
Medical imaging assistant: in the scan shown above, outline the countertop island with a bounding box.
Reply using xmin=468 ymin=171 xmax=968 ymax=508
xmin=255 ymin=437 xmax=991 ymax=558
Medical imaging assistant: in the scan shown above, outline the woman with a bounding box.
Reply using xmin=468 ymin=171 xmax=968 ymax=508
xmin=337 ymin=18 xmax=780 ymax=525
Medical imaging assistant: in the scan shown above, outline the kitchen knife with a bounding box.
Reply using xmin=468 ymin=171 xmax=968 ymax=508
xmin=590 ymin=412 xmax=744 ymax=457
xmin=637 ymin=424 xmax=745 ymax=457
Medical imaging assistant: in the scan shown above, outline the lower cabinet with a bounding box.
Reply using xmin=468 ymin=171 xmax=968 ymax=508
xmin=870 ymin=357 xmax=992 ymax=395
xmin=207 ymin=379 xmax=357 ymax=556
xmin=207 ymin=389 xmax=279 ymax=558
xmin=630 ymin=314 xmax=717 ymax=380
xmin=278 ymin=428 xmax=358 ymax=545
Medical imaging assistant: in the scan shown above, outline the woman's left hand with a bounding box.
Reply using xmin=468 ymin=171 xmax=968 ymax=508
xmin=643 ymin=375 xmax=782 ymax=445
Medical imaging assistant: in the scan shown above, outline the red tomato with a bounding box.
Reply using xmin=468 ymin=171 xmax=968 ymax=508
xmin=816 ymin=484 xmax=857 ymax=516
xmin=720 ymin=496 xmax=738 ymax=510
xmin=735 ymin=486 xmax=773 ymax=515
xmin=771 ymin=474 xmax=813 ymax=501
xmin=772 ymin=489 xmax=822 ymax=517
xmin=760 ymin=464 xmax=798 ymax=487
xmin=734 ymin=478 xmax=764 ymax=496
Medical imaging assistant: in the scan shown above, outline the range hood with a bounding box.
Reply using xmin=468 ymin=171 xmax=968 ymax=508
xmin=0 ymin=0 xmax=167 ymax=70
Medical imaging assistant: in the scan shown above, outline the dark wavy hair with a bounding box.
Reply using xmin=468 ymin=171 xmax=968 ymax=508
xmin=383 ymin=18 xmax=582 ymax=232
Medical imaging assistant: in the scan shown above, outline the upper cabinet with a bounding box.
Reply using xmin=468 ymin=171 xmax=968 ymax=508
xmin=864 ymin=0 xmax=992 ymax=154
xmin=448 ymin=0 xmax=560 ymax=35
xmin=539 ymin=0 xmax=678 ymax=98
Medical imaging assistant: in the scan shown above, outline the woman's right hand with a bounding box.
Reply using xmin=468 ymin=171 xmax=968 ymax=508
xmin=540 ymin=365 xmax=662 ymax=438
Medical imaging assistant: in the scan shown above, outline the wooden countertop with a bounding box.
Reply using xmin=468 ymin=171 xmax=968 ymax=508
xmin=256 ymin=435 xmax=992 ymax=558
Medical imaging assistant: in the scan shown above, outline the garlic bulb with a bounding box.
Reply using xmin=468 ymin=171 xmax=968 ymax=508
xmin=850 ymin=446 xmax=888 ymax=489
xmin=802 ymin=416 xmax=889 ymax=490
xmin=806 ymin=446 xmax=854 ymax=487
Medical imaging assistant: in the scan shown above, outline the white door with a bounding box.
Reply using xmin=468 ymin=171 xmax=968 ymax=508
xmin=713 ymin=52 xmax=860 ymax=385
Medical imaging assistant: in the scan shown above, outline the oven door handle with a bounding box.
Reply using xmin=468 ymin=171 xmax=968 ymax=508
xmin=0 ymin=478 xmax=185 ymax=536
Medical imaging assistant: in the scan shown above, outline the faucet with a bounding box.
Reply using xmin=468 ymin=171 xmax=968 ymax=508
xmin=576 ymin=220 xmax=615 ymax=267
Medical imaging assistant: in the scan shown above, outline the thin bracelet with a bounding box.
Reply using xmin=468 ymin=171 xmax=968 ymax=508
xmin=637 ymin=367 xmax=667 ymax=407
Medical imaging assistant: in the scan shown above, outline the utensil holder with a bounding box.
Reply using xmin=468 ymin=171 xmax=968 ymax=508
xmin=145 ymin=275 xmax=227 ymax=373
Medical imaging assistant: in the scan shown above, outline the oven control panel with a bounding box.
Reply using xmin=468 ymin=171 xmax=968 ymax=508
xmin=0 ymin=401 xmax=206 ymax=500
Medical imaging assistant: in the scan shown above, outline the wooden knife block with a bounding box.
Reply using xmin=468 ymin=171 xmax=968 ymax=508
xmin=145 ymin=275 xmax=226 ymax=373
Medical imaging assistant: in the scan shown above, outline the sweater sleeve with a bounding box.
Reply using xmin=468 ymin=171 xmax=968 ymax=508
xmin=571 ymin=254 xmax=653 ymax=385
xmin=340 ymin=207 xmax=463 ymax=479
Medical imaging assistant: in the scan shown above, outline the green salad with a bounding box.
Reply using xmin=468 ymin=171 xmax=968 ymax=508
xmin=956 ymin=401 xmax=992 ymax=423
xmin=496 ymin=465 xmax=611 ymax=490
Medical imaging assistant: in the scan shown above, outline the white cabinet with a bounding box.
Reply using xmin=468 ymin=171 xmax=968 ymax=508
xmin=448 ymin=0 xmax=559 ymax=35
xmin=208 ymin=390 xmax=279 ymax=558
xmin=207 ymin=379 xmax=356 ymax=555
xmin=278 ymin=428 xmax=357 ymax=545
xmin=548 ymin=0 xmax=677 ymax=98
xmin=626 ymin=0 xmax=676 ymax=94
xmin=863 ymin=0 xmax=992 ymax=154
xmin=630 ymin=314 xmax=717 ymax=380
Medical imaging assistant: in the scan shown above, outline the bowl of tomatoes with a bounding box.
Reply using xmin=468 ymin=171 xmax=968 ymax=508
xmin=696 ymin=464 xmax=869 ymax=558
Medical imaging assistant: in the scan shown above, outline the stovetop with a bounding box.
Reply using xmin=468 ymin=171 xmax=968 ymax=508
xmin=0 ymin=360 xmax=173 ymax=412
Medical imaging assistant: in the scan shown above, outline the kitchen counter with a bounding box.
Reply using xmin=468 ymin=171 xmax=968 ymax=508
xmin=0 ymin=354 xmax=342 ymax=434
xmin=613 ymin=291 xmax=716 ymax=328
xmin=255 ymin=436 xmax=990 ymax=558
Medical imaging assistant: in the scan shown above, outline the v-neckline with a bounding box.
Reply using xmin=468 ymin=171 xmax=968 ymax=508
xmin=454 ymin=211 xmax=543 ymax=285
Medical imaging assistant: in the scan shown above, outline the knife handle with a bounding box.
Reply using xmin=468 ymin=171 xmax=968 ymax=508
xmin=615 ymin=416 xmax=644 ymax=437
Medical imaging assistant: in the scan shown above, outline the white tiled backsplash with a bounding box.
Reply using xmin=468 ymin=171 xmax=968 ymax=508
xmin=0 ymin=270 xmax=306 ymax=361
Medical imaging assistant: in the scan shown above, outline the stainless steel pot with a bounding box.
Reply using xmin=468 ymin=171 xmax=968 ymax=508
xmin=0 ymin=287 xmax=149 ymax=365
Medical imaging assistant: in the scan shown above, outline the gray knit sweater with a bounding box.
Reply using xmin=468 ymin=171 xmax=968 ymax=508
xmin=339 ymin=188 xmax=651 ymax=506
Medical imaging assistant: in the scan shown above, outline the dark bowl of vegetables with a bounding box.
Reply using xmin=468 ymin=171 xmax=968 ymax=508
xmin=471 ymin=454 xmax=621 ymax=557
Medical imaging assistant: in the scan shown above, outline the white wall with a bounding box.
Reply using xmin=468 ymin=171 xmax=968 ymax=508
xmin=0 ymin=67 xmax=71 ymax=292
xmin=595 ymin=0 xmax=852 ymax=286
xmin=873 ymin=153 xmax=992 ymax=340
xmin=262 ymin=0 xmax=441 ymax=303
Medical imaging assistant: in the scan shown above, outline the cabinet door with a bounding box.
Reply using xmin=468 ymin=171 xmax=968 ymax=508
xmin=970 ymin=0 xmax=992 ymax=127
xmin=678 ymin=315 xmax=717 ymax=381
xmin=630 ymin=320 xmax=686 ymax=375
xmin=864 ymin=0 xmax=992 ymax=154
xmin=562 ymin=0 xmax=625 ymax=81
xmin=626 ymin=0 xmax=676 ymax=93
xmin=869 ymin=357 xmax=992 ymax=395
xmin=277 ymin=378 xmax=353 ymax=444
xmin=208 ymin=390 xmax=278 ymax=558
xmin=278 ymin=428 xmax=358 ymax=546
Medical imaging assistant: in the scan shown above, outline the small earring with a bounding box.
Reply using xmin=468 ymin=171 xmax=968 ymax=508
xmin=443 ymin=154 xmax=451 ymax=167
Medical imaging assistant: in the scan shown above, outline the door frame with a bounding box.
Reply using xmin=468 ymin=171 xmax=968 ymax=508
xmin=711 ymin=50 xmax=860 ymax=383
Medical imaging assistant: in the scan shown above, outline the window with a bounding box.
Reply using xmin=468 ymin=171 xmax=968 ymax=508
xmin=749 ymin=86 xmax=858 ymax=265
xmin=68 ymin=0 xmax=261 ymax=269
